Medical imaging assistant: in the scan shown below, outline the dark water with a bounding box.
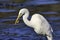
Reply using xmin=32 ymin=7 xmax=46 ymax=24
xmin=0 ymin=0 xmax=60 ymax=40
xmin=0 ymin=11 xmax=60 ymax=40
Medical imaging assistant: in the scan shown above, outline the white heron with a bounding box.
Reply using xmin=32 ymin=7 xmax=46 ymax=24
xmin=15 ymin=8 xmax=53 ymax=40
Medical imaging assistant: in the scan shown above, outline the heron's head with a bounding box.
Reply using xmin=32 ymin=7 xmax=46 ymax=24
xmin=15 ymin=8 xmax=29 ymax=24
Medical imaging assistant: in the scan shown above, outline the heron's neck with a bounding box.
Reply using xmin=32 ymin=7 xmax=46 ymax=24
xmin=23 ymin=11 xmax=31 ymax=26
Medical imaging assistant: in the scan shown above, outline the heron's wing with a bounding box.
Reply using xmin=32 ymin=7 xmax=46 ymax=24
xmin=39 ymin=14 xmax=53 ymax=32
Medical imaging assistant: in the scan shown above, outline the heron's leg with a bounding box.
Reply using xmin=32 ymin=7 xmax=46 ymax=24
xmin=46 ymin=33 xmax=53 ymax=40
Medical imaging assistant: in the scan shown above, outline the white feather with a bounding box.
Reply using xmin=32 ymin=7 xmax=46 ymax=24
xmin=16 ymin=8 xmax=53 ymax=40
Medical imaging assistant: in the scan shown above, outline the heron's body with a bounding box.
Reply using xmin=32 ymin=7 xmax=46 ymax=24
xmin=15 ymin=8 xmax=53 ymax=40
xmin=30 ymin=14 xmax=53 ymax=34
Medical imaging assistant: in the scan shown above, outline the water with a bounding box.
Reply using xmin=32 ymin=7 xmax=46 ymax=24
xmin=0 ymin=0 xmax=60 ymax=40
xmin=0 ymin=11 xmax=60 ymax=40
xmin=24 ymin=0 xmax=59 ymax=6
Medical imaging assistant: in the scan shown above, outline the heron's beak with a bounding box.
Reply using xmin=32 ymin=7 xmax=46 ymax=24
xmin=15 ymin=13 xmax=22 ymax=24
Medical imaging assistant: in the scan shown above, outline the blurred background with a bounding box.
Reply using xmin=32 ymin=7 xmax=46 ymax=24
xmin=0 ymin=0 xmax=60 ymax=40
